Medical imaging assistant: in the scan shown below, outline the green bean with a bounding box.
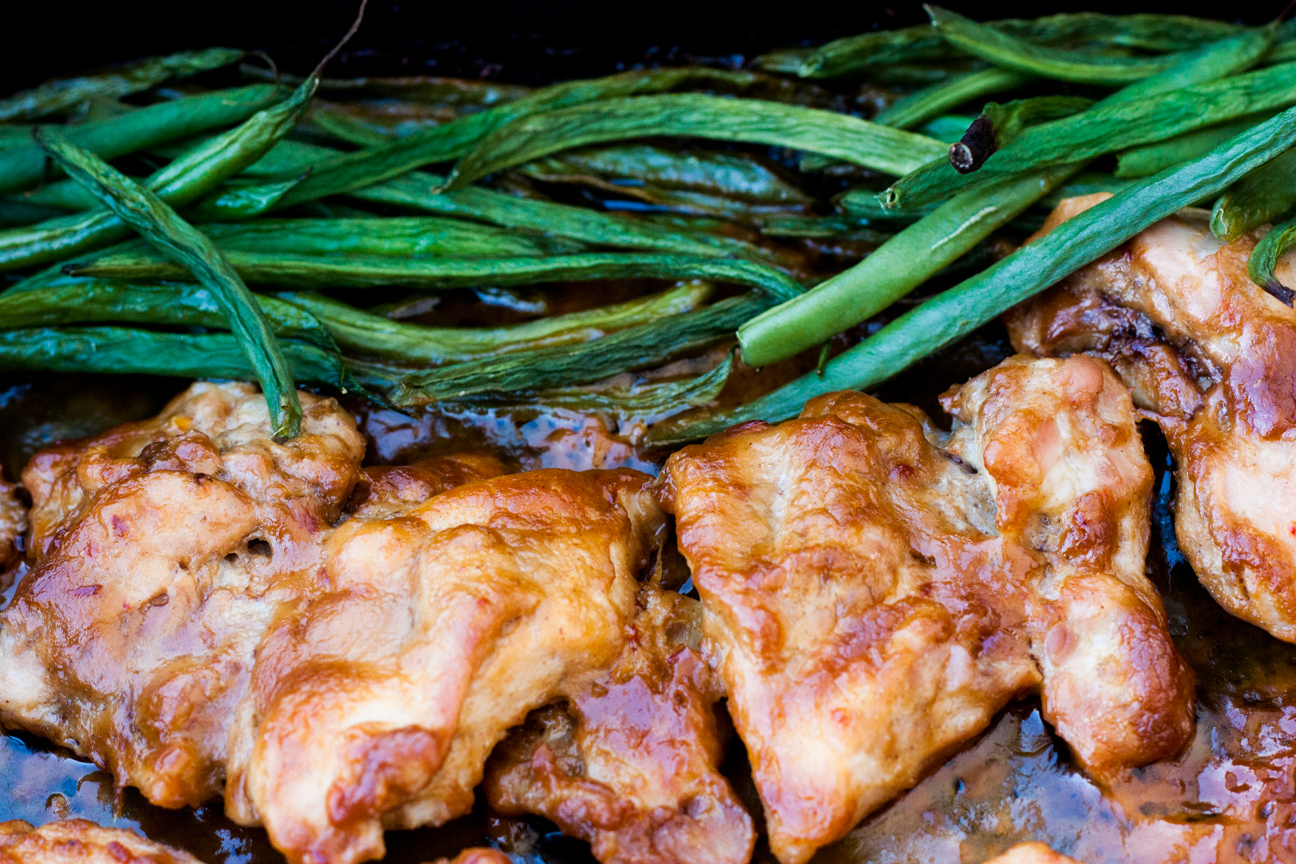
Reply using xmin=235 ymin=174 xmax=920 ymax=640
xmin=918 ymin=114 xmax=979 ymax=143
xmin=884 ymin=58 xmax=1295 ymax=210
xmin=36 ymin=130 xmax=301 ymax=438
xmin=0 ymin=326 xmax=353 ymax=392
xmin=388 ymin=291 xmax=771 ymax=405
xmin=795 ymin=14 xmax=1243 ymax=79
xmin=652 ymin=101 xmax=1296 ymax=445
xmin=754 ymin=47 xmax=816 ymax=75
xmin=1248 ymin=213 xmax=1296 ymax=304
xmin=926 ymin=7 xmax=1233 ymax=85
xmin=836 ymin=189 xmax=938 ymax=224
xmin=514 ymin=144 xmax=814 ymax=215
xmin=446 ymin=94 xmax=948 ymax=188
xmin=0 ymin=80 xmax=317 ymax=272
xmin=0 ymin=85 xmax=281 ymax=195
xmin=759 ymin=215 xmax=886 ymax=240
xmin=271 ymin=68 xmax=760 ymax=208
xmin=0 ymin=276 xmax=335 ymax=349
xmin=737 ymin=163 xmax=1080 ymax=367
xmin=201 ymin=216 xmax=582 ymax=257
xmin=0 ymin=48 xmax=245 ymax=122
xmin=70 ymin=249 xmax=803 ymax=301
xmin=1115 ymin=112 xmax=1276 ymax=178
xmin=1211 ymin=148 xmax=1296 ymax=242
xmin=184 ymin=175 xmax=309 ymax=221
xmin=240 ymin=64 xmax=533 ymax=106
xmin=352 ymin=172 xmax=738 ymax=256
xmin=276 ymin=280 xmax=709 ymax=363
xmin=445 ymin=355 xmax=732 ymax=420
xmin=3 ymin=177 xmax=102 ymax=210
xmin=1037 ymin=171 xmax=1138 ymax=209
xmin=873 ymin=68 xmax=1032 ymax=130
xmin=0 ymin=200 xmax=68 ymax=227
xmin=949 ymin=96 xmax=1092 ymax=172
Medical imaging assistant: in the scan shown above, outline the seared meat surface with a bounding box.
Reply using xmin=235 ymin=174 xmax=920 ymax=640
xmin=1008 ymin=195 xmax=1296 ymax=643
xmin=0 ymin=820 xmax=202 ymax=864
xmin=657 ymin=355 xmax=1193 ymax=864
xmin=225 ymin=468 xmax=665 ymax=864
xmin=484 ymin=582 xmax=754 ymax=864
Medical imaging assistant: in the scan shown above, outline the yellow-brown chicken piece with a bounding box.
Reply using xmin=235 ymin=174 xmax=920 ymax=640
xmin=484 ymin=582 xmax=755 ymax=864
xmin=1008 ymin=195 xmax=1296 ymax=643
xmin=0 ymin=820 xmax=202 ymax=864
xmin=657 ymin=355 xmax=1194 ymax=864
xmin=223 ymin=468 xmax=666 ymax=864
xmin=0 ymin=382 xmax=366 ymax=808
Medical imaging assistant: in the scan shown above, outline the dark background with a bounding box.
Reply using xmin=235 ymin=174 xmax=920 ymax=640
xmin=2 ymin=1 xmax=1281 ymax=91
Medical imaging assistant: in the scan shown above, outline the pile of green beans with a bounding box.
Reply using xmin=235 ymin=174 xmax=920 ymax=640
xmin=2 ymin=9 xmax=1294 ymax=439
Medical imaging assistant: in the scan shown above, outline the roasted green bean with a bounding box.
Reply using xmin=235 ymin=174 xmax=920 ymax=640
xmin=873 ymin=68 xmax=1032 ymax=130
xmin=1248 ymin=213 xmax=1296 ymax=303
xmin=1211 ymin=148 xmax=1296 ymax=241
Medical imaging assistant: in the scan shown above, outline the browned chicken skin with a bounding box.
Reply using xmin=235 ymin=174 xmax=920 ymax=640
xmin=0 ymin=820 xmax=202 ymax=864
xmin=1008 ymin=195 xmax=1296 ymax=643
xmin=484 ymin=582 xmax=755 ymax=864
xmin=657 ymin=355 xmax=1194 ymax=864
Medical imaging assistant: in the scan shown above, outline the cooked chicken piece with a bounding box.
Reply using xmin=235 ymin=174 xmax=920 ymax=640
xmin=484 ymin=582 xmax=754 ymax=864
xmin=345 ymin=453 xmax=507 ymax=519
xmin=980 ymin=843 xmax=1082 ymax=864
xmin=0 ymin=382 xmax=366 ymax=808
xmin=428 ymin=851 xmax=510 ymax=864
xmin=0 ymin=819 xmax=202 ymax=864
xmin=223 ymin=468 xmax=666 ymax=864
xmin=0 ymin=478 xmax=25 ymax=571
xmin=1007 ymin=195 xmax=1296 ymax=643
xmin=657 ymin=355 xmax=1193 ymax=864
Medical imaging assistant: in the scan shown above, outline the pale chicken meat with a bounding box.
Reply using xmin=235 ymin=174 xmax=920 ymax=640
xmin=657 ymin=355 xmax=1194 ymax=864
xmin=0 ymin=820 xmax=202 ymax=864
xmin=223 ymin=467 xmax=666 ymax=864
xmin=484 ymin=582 xmax=755 ymax=864
xmin=980 ymin=844 xmax=1082 ymax=864
xmin=1007 ymin=195 xmax=1296 ymax=643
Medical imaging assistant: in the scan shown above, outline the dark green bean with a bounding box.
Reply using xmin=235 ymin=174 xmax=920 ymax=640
xmin=1248 ymin=213 xmax=1296 ymax=304
xmin=36 ymin=129 xmax=302 ymax=438
xmin=653 ymin=101 xmax=1296 ymax=445
xmin=70 ymin=249 xmax=803 ymax=301
xmin=0 ymin=276 xmax=335 ymax=349
xmin=1211 ymin=148 xmax=1296 ymax=242
xmin=1115 ymin=112 xmax=1276 ymax=178
xmin=184 ymin=175 xmax=310 ymax=221
xmin=0 ymin=48 xmax=244 ymax=122
xmin=277 ymin=280 xmax=709 ymax=363
xmin=0 ymin=80 xmax=317 ymax=272
xmin=239 ymin=64 xmax=533 ymax=106
xmin=388 ymin=291 xmax=771 ymax=405
xmin=873 ymin=68 xmax=1032 ymax=130
xmin=447 ymin=94 xmax=948 ymax=188
xmin=0 ymin=85 xmax=281 ymax=195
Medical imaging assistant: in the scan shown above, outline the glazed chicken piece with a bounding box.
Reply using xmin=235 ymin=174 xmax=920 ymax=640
xmin=484 ymin=582 xmax=755 ymax=864
xmin=1007 ymin=195 xmax=1296 ymax=642
xmin=0 ymin=382 xmax=366 ymax=808
xmin=429 ymin=852 xmax=510 ymax=864
xmin=223 ymin=468 xmax=667 ymax=864
xmin=345 ymin=453 xmax=507 ymax=519
xmin=657 ymin=355 xmax=1194 ymax=864
xmin=0 ymin=820 xmax=202 ymax=864
xmin=0 ymin=479 xmax=25 ymax=571
xmin=981 ymin=844 xmax=1082 ymax=864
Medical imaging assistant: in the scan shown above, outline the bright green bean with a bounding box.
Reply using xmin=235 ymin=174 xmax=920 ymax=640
xmin=1248 ymin=213 xmax=1296 ymax=303
xmin=873 ymin=68 xmax=1032 ymax=130
xmin=738 ymin=163 xmax=1080 ymax=366
xmin=70 ymin=249 xmax=803 ymax=301
xmin=0 ymin=48 xmax=245 ymax=122
xmin=446 ymin=94 xmax=948 ymax=188
xmin=0 ymin=85 xmax=281 ymax=195
xmin=36 ymin=129 xmax=302 ymax=438
xmin=1116 ymin=112 xmax=1276 ymax=178
xmin=277 ymin=280 xmax=709 ymax=363
xmin=653 ymin=101 xmax=1296 ymax=445
xmin=1211 ymin=148 xmax=1296 ymax=242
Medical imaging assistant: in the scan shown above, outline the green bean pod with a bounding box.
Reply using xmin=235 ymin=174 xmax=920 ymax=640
xmin=446 ymin=94 xmax=948 ymax=188
xmin=872 ymin=68 xmax=1032 ymax=130
xmin=1211 ymin=148 xmax=1296 ymax=242
xmin=277 ymin=280 xmax=709 ymax=364
xmin=949 ymin=96 xmax=1092 ymax=172
xmin=389 ymin=291 xmax=771 ymax=405
xmin=737 ymin=163 xmax=1080 ymax=367
xmin=652 ymin=101 xmax=1296 ymax=445
xmin=1115 ymin=112 xmax=1275 ymax=178
xmin=0 ymin=48 xmax=245 ymax=122
xmin=35 ymin=129 xmax=302 ymax=438
xmin=70 ymin=249 xmax=803 ymax=301
xmin=0 ymin=85 xmax=281 ymax=195
xmin=1247 ymin=214 xmax=1296 ymax=304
